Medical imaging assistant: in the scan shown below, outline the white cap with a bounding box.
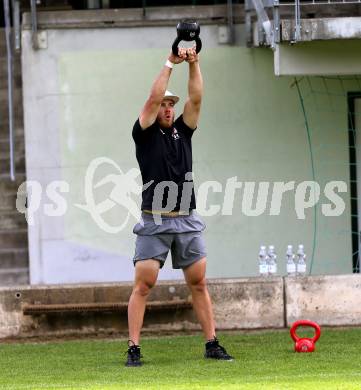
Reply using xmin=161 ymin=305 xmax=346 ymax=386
xmin=163 ymin=90 xmax=179 ymax=104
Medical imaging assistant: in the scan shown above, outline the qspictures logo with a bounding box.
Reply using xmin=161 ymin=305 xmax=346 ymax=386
xmin=16 ymin=157 xmax=347 ymax=233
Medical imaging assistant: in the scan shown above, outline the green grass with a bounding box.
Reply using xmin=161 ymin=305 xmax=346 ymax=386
xmin=1 ymin=328 xmax=361 ymax=389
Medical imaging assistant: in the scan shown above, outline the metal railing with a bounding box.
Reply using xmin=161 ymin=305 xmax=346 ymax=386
xmin=281 ymin=0 xmax=361 ymax=4
xmin=246 ymin=0 xmax=361 ymax=47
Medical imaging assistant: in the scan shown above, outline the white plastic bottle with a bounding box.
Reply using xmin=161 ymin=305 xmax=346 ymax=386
xmin=286 ymin=245 xmax=296 ymax=276
xmin=268 ymin=245 xmax=277 ymax=276
xmin=296 ymin=244 xmax=307 ymax=276
xmin=258 ymin=245 xmax=268 ymax=277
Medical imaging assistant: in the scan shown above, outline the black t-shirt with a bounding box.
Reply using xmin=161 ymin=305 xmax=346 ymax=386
xmin=132 ymin=115 xmax=196 ymax=212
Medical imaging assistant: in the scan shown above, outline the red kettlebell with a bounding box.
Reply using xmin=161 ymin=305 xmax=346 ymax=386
xmin=290 ymin=320 xmax=321 ymax=352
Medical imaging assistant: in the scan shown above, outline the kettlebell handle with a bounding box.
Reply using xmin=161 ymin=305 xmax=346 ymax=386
xmin=172 ymin=20 xmax=202 ymax=56
xmin=290 ymin=320 xmax=321 ymax=343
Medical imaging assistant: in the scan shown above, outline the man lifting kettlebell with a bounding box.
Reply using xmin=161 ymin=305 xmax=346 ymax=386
xmin=126 ymin=21 xmax=233 ymax=367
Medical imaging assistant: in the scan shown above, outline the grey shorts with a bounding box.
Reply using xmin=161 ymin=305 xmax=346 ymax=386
xmin=132 ymin=210 xmax=207 ymax=269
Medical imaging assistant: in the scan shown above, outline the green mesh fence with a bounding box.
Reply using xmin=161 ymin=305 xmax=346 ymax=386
xmin=294 ymin=76 xmax=361 ymax=274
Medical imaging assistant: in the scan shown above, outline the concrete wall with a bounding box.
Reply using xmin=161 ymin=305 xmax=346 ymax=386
xmin=21 ymin=17 xmax=356 ymax=284
xmin=275 ymin=40 xmax=361 ymax=76
xmin=0 ymin=274 xmax=360 ymax=339
xmin=285 ymin=274 xmax=361 ymax=326
xmin=0 ymin=277 xmax=284 ymax=338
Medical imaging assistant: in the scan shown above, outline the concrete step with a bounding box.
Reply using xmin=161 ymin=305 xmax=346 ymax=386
xmin=0 ymin=51 xmax=22 ymax=63
xmin=0 ymin=75 xmax=23 ymax=94
xmin=0 ymin=268 xmax=29 ymax=286
xmin=0 ymin=104 xmax=24 ymax=130
xmin=0 ymin=64 xmax=22 ymax=79
xmin=0 ymin=172 xmax=26 ymax=183
xmin=0 ymin=154 xmax=26 ymax=175
xmin=0 ymin=63 xmax=23 ymax=90
xmin=0 ymin=54 xmax=22 ymax=66
xmin=0 ymin=248 xmax=28 ymax=268
xmin=0 ymin=94 xmax=24 ymax=112
xmin=0 ymin=192 xmax=24 ymax=212
xmin=0 ymin=90 xmax=24 ymax=111
xmin=0 ymin=137 xmax=25 ymax=156
xmin=0 ymin=143 xmax=25 ymax=158
xmin=0 ymin=51 xmax=24 ymax=143
xmin=0 ymin=141 xmax=25 ymax=157
xmin=0 ymin=97 xmax=22 ymax=112
xmin=0 ymin=84 xmax=23 ymax=99
xmin=0 ymin=211 xmax=28 ymax=230
xmin=0 ymin=123 xmax=25 ymax=140
xmin=0 ymin=192 xmax=18 ymax=212
xmin=0 ymin=183 xmax=27 ymax=217
xmin=0 ymin=87 xmax=23 ymax=102
xmin=0 ymin=53 xmax=22 ymax=66
xmin=0 ymin=175 xmax=27 ymax=196
xmin=0 ymin=229 xmax=28 ymax=250
xmin=0 ymin=122 xmax=25 ymax=138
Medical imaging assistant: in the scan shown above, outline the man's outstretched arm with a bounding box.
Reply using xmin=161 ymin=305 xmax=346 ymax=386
xmin=183 ymin=48 xmax=203 ymax=130
xmin=139 ymin=51 xmax=186 ymax=130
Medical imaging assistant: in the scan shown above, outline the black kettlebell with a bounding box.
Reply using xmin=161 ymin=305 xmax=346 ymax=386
xmin=172 ymin=20 xmax=202 ymax=57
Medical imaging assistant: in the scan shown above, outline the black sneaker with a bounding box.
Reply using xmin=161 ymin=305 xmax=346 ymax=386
xmin=125 ymin=344 xmax=142 ymax=367
xmin=204 ymin=337 xmax=234 ymax=361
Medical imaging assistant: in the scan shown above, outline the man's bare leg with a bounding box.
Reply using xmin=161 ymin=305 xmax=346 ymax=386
xmin=128 ymin=259 xmax=160 ymax=345
xmin=183 ymin=257 xmax=215 ymax=340
xmin=183 ymin=257 xmax=234 ymax=360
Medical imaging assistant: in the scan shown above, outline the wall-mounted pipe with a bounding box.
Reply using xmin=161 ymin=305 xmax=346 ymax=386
xmin=3 ymin=0 xmax=16 ymax=181
xmin=227 ymin=0 xmax=235 ymax=44
xmin=294 ymin=0 xmax=301 ymax=42
xmin=13 ymin=0 xmax=21 ymax=52
xmin=30 ymin=0 xmax=39 ymax=49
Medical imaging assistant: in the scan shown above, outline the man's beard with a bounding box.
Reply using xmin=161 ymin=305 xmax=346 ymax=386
xmin=158 ymin=115 xmax=174 ymax=129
